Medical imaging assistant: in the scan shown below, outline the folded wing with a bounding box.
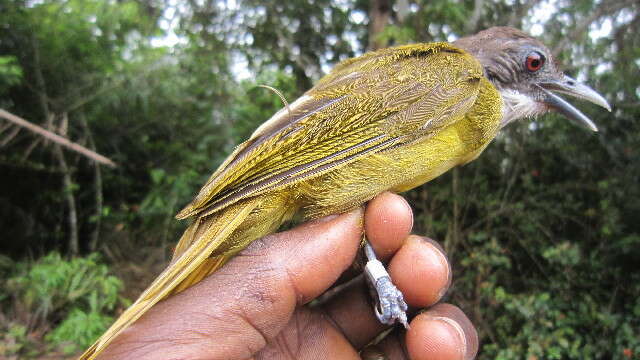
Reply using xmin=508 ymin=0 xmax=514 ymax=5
xmin=176 ymin=42 xmax=483 ymax=219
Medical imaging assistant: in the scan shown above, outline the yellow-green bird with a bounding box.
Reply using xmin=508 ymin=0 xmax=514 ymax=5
xmin=80 ymin=26 xmax=610 ymax=359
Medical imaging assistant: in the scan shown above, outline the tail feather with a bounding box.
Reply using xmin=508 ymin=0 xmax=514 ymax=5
xmin=170 ymin=255 xmax=229 ymax=295
xmin=79 ymin=198 xmax=260 ymax=360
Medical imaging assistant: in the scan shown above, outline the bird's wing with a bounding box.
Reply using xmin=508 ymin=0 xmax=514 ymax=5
xmin=177 ymin=42 xmax=483 ymax=219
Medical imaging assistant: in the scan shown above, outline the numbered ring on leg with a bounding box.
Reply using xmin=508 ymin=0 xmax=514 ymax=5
xmin=364 ymin=259 xmax=388 ymax=284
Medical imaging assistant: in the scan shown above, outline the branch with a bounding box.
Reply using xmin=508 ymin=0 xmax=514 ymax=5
xmin=0 ymin=125 xmax=21 ymax=146
xmin=0 ymin=109 xmax=116 ymax=168
xmin=552 ymin=0 xmax=636 ymax=56
xmin=0 ymin=121 xmax=13 ymax=135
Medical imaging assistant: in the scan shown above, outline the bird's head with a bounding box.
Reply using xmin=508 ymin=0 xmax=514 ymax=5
xmin=453 ymin=26 xmax=611 ymax=131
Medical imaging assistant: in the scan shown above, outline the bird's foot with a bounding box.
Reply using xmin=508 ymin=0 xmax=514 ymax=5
xmin=364 ymin=243 xmax=409 ymax=328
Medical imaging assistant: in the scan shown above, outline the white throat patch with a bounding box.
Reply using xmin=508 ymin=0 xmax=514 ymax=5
xmin=499 ymin=89 xmax=548 ymax=128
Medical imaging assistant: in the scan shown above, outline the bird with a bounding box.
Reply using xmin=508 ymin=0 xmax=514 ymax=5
xmin=80 ymin=26 xmax=610 ymax=359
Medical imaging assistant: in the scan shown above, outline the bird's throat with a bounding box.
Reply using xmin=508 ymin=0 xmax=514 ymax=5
xmin=499 ymin=89 xmax=548 ymax=128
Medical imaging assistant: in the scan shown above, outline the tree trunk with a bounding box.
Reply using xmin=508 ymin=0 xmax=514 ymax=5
xmin=368 ymin=0 xmax=391 ymax=50
xmin=80 ymin=115 xmax=103 ymax=252
xmin=55 ymin=143 xmax=79 ymax=255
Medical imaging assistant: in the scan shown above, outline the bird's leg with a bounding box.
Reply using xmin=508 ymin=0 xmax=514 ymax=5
xmin=364 ymin=241 xmax=409 ymax=328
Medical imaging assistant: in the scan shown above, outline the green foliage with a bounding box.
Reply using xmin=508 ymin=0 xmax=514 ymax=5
xmin=0 ymin=55 xmax=22 ymax=91
xmin=8 ymin=253 xmax=123 ymax=319
xmin=0 ymin=324 xmax=38 ymax=358
xmin=481 ymin=290 xmax=640 ymax=359
xmin=231 ymin=71 xmax=300 ymax=142
xmin=376 ymin=25 xmax=417 ymax=46
xmin=45 ymin=309 xmax=115 ymax=354
xmin=4 ymin=253 xmax=125 ymax=353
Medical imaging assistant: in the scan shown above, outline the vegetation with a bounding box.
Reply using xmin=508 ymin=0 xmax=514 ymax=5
xmin=0 ymin=0 xmax=638 ymax=358
xmin=1 ymin=253 xmax=125 ymax=356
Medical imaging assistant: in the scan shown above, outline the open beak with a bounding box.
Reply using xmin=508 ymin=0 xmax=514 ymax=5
xmin=537 ymin=75 xmax=611 ymax=132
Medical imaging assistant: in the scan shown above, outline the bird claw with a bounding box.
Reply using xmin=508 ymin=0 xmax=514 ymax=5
xmin=364 ymin=243 xmax=409 ymax=328
xmin=372 ymin=276 xmax=409 ymax=328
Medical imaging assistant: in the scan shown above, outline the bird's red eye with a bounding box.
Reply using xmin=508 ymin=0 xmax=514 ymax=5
xmin=525 ymin=52 xmax=545 ymax=72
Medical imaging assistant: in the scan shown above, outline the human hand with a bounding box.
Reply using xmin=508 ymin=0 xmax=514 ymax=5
xmin=97 ymin=192 xmax=478 ymax=359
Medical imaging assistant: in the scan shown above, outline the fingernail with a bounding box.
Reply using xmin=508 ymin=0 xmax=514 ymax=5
xmin=415 ymin=236 xmax=451 ymax=300
xmin=431 ymin=316 xmax=467 ymax=360
xmin=422 ymin=304 xmax=479 ymax=360
xmin=399 ymin=196 xmax=414 ymax=231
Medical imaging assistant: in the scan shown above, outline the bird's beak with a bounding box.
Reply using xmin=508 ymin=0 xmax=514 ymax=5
xmin=537 ymin=75 xmax=611 ymax=132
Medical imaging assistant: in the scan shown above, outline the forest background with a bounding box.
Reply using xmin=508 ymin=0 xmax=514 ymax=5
xmin=0 ymin=0 xmax=638 ymax=358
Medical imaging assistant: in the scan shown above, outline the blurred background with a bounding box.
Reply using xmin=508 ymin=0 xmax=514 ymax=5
xmin=0 ymin=0 xmax=638 ymax=358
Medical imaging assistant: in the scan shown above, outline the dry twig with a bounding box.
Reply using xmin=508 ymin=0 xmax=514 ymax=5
xmin=0 ymin=108 xmax=117 ymax=167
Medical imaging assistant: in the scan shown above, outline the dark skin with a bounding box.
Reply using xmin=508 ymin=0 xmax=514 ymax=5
xmin=98 ymin=192 xmax=478 ymax=360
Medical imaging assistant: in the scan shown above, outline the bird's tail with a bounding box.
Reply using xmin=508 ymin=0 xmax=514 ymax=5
xmin=78 ymin=196 xmax=277 ymax=360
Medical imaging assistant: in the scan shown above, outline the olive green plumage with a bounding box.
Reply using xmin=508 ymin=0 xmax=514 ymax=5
xmin=80 ymin=27 xmax=610 ymax=359
xmin=178 ymin=43 xmax=497 ymax=220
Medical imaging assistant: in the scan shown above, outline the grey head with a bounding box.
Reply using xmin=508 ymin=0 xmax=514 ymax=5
xmin=454 ymin=27 xmax=611 ymax=131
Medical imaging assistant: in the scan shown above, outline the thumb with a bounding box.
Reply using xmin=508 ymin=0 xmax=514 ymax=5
xmin=99 ymin=208 xmax=364 ymax=360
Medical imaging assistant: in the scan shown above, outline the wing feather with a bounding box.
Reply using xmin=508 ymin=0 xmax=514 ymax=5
xmin=177 ymin=42 xmax=483 ymax=219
